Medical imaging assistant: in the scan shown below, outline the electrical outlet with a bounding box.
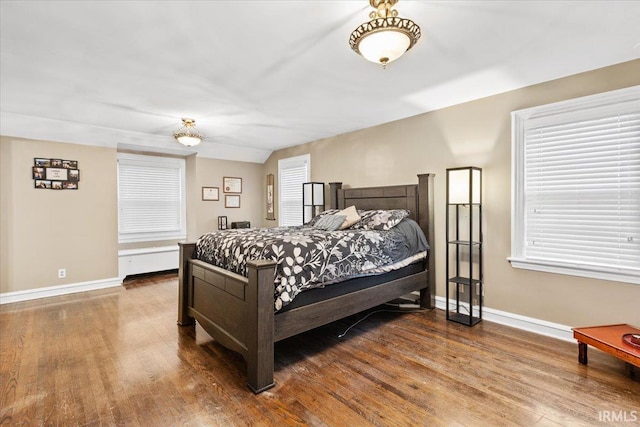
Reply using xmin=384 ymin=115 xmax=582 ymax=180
xmin=58 ymin=268 xmax=66 ymax=279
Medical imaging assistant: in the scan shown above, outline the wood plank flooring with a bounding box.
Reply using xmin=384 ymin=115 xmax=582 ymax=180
xmin=1 ymin=273 xmax=638 ymax=426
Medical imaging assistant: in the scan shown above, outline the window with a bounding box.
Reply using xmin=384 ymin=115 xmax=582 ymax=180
xmin=510 ymin=86 xmax=640 ymax=284
xmin=278 ymin=154 xmax=310 ymax=226
xmin=117 ymin=153 xmax=186 ymax=243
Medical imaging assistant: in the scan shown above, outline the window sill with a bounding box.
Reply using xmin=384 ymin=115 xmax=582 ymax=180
xmin=508 ymin=257 xmax=640 ymax=285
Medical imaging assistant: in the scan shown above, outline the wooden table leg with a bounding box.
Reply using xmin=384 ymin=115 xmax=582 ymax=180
xmin=627 ymin=363 xmax=636 ymax=378
xmin=578 ymin=341 xmax=588 ymax=365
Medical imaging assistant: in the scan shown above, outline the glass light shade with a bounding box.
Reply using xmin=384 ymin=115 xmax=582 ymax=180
xmin=314 ymin=183 xmax=324 ymax=202
xmin=303 ymin=182 xmax=325 ymax=223
xmin=175 ymin=135 xmax=202 ymax=147
xmin=448 ymin=168 xmax=481 ymax=204
xmin=174 ymin=118 xmax=203 ymax=147
xmin=303 ymin=182 xmax=325 ymax=204
xmin=358 ymin=30 xmax=411 ymax=64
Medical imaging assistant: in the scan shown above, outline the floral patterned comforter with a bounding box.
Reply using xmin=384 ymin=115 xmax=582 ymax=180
xmin=194 ymin=219 xmax=429 ymax=311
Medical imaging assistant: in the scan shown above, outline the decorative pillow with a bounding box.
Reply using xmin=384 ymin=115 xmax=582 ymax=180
xmin=312 ymin=214 xmax=346 ymax=231
xmin=351 ymin=209 xmax=410 ymax=231
xmin=306 ymin=209 xmax=339 ymax=226
xmin=337 ymin=205 xmax=361 ymax=230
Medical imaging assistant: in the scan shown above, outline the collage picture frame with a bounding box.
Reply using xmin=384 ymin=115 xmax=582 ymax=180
xmin=33 ymin=158 xmax=80 ymax=190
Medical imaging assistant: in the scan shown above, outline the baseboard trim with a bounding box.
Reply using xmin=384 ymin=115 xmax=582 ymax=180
xmin=0 ymin=277 xmax=122 ymax=305
xmin=435 ymin=296 xmax=573 ymax=342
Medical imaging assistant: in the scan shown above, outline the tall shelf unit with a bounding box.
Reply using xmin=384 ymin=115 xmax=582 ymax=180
xmin=446 ymin=167 xmax=483 ymax=326
xmin=302 ymin=182 xmax=325 ymax=224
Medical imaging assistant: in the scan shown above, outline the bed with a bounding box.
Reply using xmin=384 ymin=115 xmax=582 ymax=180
xmin=178 ymin=173 xmax=435 ymax=393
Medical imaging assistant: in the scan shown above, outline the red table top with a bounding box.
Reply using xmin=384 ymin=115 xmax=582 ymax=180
xmin=573 ymin=324 xmax=640 ymax=357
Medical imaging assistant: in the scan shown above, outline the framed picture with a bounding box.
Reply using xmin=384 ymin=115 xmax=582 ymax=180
xmin=218 ymin=215 xmax=228 ymax=230
xmin=62 ymin=160 xmax=78 ymax=169
xmin=202 ymin=186 xmax=219 ymax=201
xmin=223 ymin=176 xmax=242 ymax=193
xmin=63 ymin=181 xmax=78 ymax=190
xmin=34 ymin=158 xmax=51 ymax=167
xmin=33 ymin=157 xmax=81 ymax=191
xmin=35 ymin=180 xmax=52 ymax=189
xmin=33 ymin=167 xmax=46 ymax=179
xmin=225 ymin=194 xmax=241 ymax=208
xmin=266 ymin=174 xmax=275 ymax=220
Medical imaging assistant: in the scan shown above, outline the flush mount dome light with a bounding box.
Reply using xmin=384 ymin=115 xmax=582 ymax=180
xmin=349 ymin=0 xmax=421 ymax=67
xmin=174 ymin=118 xmax=203 ymax=147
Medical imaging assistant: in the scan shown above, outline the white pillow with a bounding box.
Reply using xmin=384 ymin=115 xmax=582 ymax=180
xmin=337 ymin=205 xmax=361 ymax=230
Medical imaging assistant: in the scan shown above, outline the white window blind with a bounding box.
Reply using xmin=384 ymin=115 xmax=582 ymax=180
xmin=511 ymin=86 xmax=640 ymax=284
xmin=278 ymin=154 xmax=310 ymax=226
xmin=117 ymin=153 xmax=186 ymax=243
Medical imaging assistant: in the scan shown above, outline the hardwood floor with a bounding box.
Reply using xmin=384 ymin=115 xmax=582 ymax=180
xmin=1 ymin=273 xmax=638 ymax=426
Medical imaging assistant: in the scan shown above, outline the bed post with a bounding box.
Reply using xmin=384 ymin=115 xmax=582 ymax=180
xmin=417 ymin=173 xmax=436 ymax=309
xmin=178 ymin=242 xmax=196 ymax=326
xmin=245 ymin=259 xmax=277 ymax=393
xmin=329 ymin=182 xmax=342 ymax=210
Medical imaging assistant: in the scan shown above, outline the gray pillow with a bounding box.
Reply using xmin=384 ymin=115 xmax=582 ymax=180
xmin=312 ymin=214 xmax=347 ymax=231
xmin=306 ymin=209 xmax=339 ymax=226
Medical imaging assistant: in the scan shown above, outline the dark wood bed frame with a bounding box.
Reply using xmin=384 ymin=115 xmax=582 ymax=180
xmin=178 ymin=173 xmax=435 ymax=393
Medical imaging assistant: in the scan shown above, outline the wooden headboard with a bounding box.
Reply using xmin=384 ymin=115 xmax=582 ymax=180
xmin=335 ymin=184 xmax=419 ymax=219
xmin=329 ymin=174 xmax=436 ymax=307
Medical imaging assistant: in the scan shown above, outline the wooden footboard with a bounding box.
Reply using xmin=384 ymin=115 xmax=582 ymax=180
xmin=178 ymin=245 xmax=431 ymax=393
xmin=177 ymin=173 xmax=436 ymax=393
xmin=178 ymin=242 xmax=277 ymax=392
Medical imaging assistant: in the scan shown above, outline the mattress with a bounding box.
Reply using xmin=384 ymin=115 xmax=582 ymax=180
xmin=194 ymin=218 xmax=429 ymax=311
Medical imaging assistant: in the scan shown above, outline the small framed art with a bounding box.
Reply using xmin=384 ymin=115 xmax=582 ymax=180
xmin=202 ymin=187 xmax=219 ymax=201
xmin=266 ymin=173 xmax=275 ymax=220
xmin=223 ymin=177 xmax=242 ymax=193
xmin=225 ymin=195 xmax=240 ymax=208
xmin=33 ymin=167 xmax=45 ymax=179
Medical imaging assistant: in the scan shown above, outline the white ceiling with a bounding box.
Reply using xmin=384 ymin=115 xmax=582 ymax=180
xmin=1 ymin=1 xmax=639 ymax=163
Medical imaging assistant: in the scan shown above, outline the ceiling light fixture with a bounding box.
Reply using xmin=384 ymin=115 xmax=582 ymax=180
xmin=349 ymin=0 xmax=421 ymax=68
xmin=174 ymin=118 xmax=203 ymax=147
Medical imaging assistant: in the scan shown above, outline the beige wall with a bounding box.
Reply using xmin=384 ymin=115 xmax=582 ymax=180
xmin=0 ymin=139 xmax=264 ymax=294
xmin=0 ymin=137 xmax=119 ymax=293
xmin=115 ymin=153 xmax=264 ymax=247
xmin=263 ymin=60 xmax=640 ymax=327
xmin=194 ymin=157 xmax=263 ymax=237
